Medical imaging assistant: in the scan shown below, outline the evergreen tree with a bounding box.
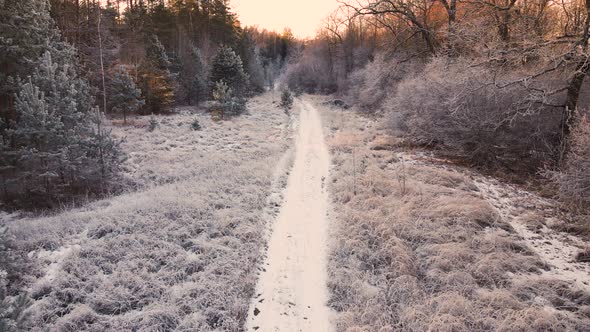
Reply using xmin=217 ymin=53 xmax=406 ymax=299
xmin=207 ymin=0 xmax=241 ymax=46
xmin=145 ymin=3 xmax=176 ymax=48
xmin=109 ymin=66 xmax=144 ymax=123
xmin=0 ymin=0 xmax=63 ymax=116
xmin=62 ymin=1 xmax=119 ymax=113
xmin=238 ymin=30 xmax=266 ymax=93
xmin=246 ymin=51 xmax=266 ymax=94
xmin=138 ymin=69 xmax=176 ymax=114
xmin=139 ymin=34 xmax=175 ymax=113
xmin=145 ymin=34 xmax=171 ymax=70
xmin=180 ymin=46 xmax=208 ymax=105
xmin=2 ymin=51 xmax=122 ymax=204
xmin=210 ymin=46 xmax=249 ymax=97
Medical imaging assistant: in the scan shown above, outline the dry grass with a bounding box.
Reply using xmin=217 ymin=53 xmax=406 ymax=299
xmin=3 ymin=93 xmax=294 ymax=331
xmin=313 ymin=95 xmax=590 ymax=332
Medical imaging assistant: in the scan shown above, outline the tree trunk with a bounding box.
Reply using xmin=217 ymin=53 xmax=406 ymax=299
xmin=564 ymin=58 xmax=590 ymax=134
xmin=449 ymin=0 xmax=456 ymax=31
xmin=422 ymin=30 xmax=436 ymax=55
xmin=76 ymin=0 xmax=80 ymax=46
xmin=497 ymin=11 xmax=511 ymax=42
xmin=98 ymin=4 xmax=108 ymax=114
xmin=410 ymin=17 xmax=436 ymax=54
xmin=560 ymin=0 xmax=590 ymax=160
xmin=441 ymin=0 xmax=456 ymax=35
xmin=563 ymin=0 xmax=590 ymax=139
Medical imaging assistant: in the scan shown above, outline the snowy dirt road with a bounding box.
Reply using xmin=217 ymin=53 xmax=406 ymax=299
xmin=245 ymin=99 xmax=333 ymax=332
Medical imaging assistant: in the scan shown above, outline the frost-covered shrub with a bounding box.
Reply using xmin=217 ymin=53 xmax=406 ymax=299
xmin=345 ymin=53 xmax=422 ymax=111
xmin=191 ymin=119 xmax=202 ymax=131
xmin=280 ymin=89 xmax=294 ymax=113
xmin=284 ymin=41 xmax=337 ymax=94
xmin=390 ymin=57 xmax=561 ymax=172
xmin=550 ymin=116 xmax=590 ymax=211
xmin=148 ymin=114 xmax=159 ymax=132
xmin=0 ymin=226 xmax=31 ymax=331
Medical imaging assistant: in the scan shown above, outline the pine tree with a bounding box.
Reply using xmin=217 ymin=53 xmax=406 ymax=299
xmin=109 ymin=66 xmax=144 ymax=124
xmin=180 ymin=46 xmax=208 ymax=105
xmin=0 ymin=0 xmax=83 ymax=112
xmin=0 ymin=0 xmax=60 ymax=113
xmin=138 ymin=69 xmax=176 ymax=114
xmin=139 ymin=34 xmax=175 ymax=114
xmin=1 ymin=0 xmax=120 ymax=205
xmin=145 ymin=34 xmax=171 ymax=70
xmin=238 ymin=30 xmax=266 ymax=93
xmin=206 ymin=0 xmax=241 ymax=46
xmin=3 ymin=51 xmax=122 ymax=204
xmin=210 ymin=46 xmax=250 ymax=97
xmin=211 ymin=80 xmax=246 ymax=118
xmin=245 ymin=51 xmax=266 ymax=94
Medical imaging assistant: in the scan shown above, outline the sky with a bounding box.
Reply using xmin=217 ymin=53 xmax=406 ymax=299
xmin=232 ymin=0 xmax=341 ymax=39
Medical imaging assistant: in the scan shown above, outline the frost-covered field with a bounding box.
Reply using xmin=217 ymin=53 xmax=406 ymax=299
xmin=4 ymin=93 xmax=294 ymax=331
xmin=316 ymin=96 xmax=590 ymax=331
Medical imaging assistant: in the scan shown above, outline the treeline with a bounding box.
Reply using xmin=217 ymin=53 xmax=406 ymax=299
xmin=286 ymin=0 xmax=590 ymax=215
xmin=0 ymin=0 xmax=294 ymax=209
xmin=46 ymin=0 xmax=294 ymax=115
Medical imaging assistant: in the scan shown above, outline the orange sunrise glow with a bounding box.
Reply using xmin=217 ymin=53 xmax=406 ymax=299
xmin=232 ymin=0 xmax=341 ymax=38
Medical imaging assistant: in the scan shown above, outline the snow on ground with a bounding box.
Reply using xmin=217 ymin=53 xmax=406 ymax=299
xmin=245 ymin=99 xmax=334 ymax=331
xmin=401 ymin=152 xmax=590 ymax=293
xmin=314 ymin=95 xmax=590 ymax=331
xmin=6 ymin=92 xmax=296 ymax=331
